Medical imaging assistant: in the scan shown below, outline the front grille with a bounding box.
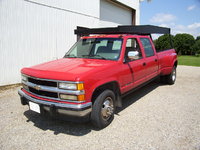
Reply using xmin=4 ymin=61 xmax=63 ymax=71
xmin=29 ymin=87 xmax=58 ymax=98
xmin=25 ymin=76 xmax=59 ymax=99
xmin=28 ymin=77 xmax=57 ymax=87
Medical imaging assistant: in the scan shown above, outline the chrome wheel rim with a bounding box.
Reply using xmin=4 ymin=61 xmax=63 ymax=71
xmin=172 ymin=69 xmax=176 ymax=81
xmin=101 ymin=97 xmax=114 ymax=121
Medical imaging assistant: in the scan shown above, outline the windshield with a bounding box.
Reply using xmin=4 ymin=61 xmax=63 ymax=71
xmin=64 ymin=38 xmax=123 ymax=60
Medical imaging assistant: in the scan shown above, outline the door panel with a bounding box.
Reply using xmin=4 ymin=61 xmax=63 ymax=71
xmin=128 ymin=59 xmax=146 ymax=87
xmin=144 ymin=56 xmax=158 ymax=79
xmin=119 ymin=38 xmax=146 ymax=94
xmin=118 ymin=64 xmax=134 ymax=93
xmin=140 ymin=38 xmax=159 ymax=80
xmin=119 ymin=59 xmax=146 ymax=94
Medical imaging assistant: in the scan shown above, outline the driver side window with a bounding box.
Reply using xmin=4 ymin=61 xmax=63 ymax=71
xmin=125 ymin=38 xmax=142 ymax=61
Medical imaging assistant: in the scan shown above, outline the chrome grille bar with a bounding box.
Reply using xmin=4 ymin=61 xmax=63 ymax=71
xmin=22 ymin=80 xmax=85 ymax=95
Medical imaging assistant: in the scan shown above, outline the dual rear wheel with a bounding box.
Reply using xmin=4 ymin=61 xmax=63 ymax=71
xmin=161 ymin=66 xmax=177 ymax=85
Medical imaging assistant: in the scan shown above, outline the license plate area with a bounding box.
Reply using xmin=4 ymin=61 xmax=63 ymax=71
xmin=29 ymin=101 xmax=40 ymax=113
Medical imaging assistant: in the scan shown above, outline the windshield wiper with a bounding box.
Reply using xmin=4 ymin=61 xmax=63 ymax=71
xmin=82 ymin=55 xmax=106 ymax=60
xmin=64 ymin=54 xmax=77 ymax=58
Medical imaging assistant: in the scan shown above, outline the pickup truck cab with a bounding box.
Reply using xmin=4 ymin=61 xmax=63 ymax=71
xmin=18 ymin=25 xmax=177 ymax=128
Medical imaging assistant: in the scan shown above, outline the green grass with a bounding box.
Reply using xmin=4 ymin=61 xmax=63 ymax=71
xmin=178 ymin=55 xmax=200 ymax=67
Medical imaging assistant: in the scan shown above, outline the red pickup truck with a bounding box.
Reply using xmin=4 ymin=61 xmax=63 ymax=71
xmin=18 ymin=25 xmax=177 ymax=128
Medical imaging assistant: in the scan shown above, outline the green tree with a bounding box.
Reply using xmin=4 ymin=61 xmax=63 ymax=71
xmin=174 ymin=33 xmax=195 ymax=55
xmin=153 ymin=39 xmax=157 ymax=47
xmin=196 ymin=36 xmax=200 ymax=41
xmin=192 ymin=39 xmax=200 ymax=55
xmin=155 ymin=34 xmax=174 ymax=51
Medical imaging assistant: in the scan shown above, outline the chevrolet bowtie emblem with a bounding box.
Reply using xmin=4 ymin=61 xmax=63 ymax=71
xmin=33 ymin=85 xmax=41 ymax=91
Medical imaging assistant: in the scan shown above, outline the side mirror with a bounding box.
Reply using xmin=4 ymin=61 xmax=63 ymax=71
xmin=128 ymin=51 xmax=139 ymax=60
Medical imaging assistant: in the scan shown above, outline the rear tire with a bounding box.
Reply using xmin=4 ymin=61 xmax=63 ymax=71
xmin=91 ymin=90 xmax=116 ymax=129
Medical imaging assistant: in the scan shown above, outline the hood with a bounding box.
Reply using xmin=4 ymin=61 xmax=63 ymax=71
xmin=21 ymin=58 xmax=117 ymax=81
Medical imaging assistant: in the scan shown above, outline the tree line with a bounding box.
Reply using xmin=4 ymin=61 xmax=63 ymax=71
xmin=154 ymin=34 xmax=200 ymax=55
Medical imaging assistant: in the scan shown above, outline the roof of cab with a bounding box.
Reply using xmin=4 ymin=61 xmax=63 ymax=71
xmin=81 ymin=34 xmax=149 ymax=39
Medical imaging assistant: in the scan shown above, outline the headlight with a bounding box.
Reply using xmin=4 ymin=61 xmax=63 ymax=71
xmin=21 ymin=75 xmax=27 ymax=82
xmin=58 ymin=82 xmax=84 ymax=90
xmin=58 ymin=83 xmax=77 ymax=90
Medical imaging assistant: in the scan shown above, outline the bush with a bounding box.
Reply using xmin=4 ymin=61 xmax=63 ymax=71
xmin=155 ymin=34 xmax=174 ymax=52
xmin=195 ymin=54 xmax=200 ymax=57
xmin=192 ymin=39 xmax=200 ymax=56
xmin=174 ymin=33 xmax=195 ymax=55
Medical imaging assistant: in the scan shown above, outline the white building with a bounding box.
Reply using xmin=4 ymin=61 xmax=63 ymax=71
xmin=0 ymin=0 xmax=140 ymax=86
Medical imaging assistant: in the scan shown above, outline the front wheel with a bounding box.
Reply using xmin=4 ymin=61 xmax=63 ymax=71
xmin=91 ymin=90 xmax=116 ymax=129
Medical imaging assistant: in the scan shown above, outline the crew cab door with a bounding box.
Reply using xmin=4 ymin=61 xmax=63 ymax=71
xmin=140 ymin=37 xmax=159 ymax=80
xmin=120 ymin=38 xmax=146 ymax=93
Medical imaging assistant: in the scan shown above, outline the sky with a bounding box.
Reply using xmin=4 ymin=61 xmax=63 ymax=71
xmin=140 ymin=0 xmax=200 ymax=38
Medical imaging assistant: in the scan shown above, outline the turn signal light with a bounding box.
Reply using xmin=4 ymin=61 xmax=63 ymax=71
xmin=77 ymin=95 xmax=85 ymax=101
xmin=77 ymin=83 xmax=84 ymax=90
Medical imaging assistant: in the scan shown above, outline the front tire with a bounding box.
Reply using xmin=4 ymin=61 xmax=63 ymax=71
xmin=91 ymin=90 xmax=116 ymax=129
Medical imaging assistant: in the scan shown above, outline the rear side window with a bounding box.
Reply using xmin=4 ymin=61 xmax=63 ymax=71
xmin=140 ymin=38 xmax=155 ymax=57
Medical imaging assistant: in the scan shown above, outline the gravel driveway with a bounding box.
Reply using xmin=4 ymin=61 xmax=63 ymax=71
xmin=0 ymin=65 xmax=200 ymax=150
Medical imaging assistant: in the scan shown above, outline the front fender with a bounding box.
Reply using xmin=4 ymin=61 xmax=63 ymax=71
xmin=86 ymin=77 xmax=120 ymax=101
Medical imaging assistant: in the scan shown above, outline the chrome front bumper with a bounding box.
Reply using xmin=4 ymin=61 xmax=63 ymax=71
xmin=18 ymin=89 xmax=92 ymax=117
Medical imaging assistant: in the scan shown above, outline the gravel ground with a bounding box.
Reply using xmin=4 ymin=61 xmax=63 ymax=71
xmin=0 ymin=65 xmax=200 ymax=150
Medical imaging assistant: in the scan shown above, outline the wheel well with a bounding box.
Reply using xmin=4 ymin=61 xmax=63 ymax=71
xmin=174 ymin=61 xmax=178 ymax=68
xmin=91 ymin=82 xmax=121 ymax=105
